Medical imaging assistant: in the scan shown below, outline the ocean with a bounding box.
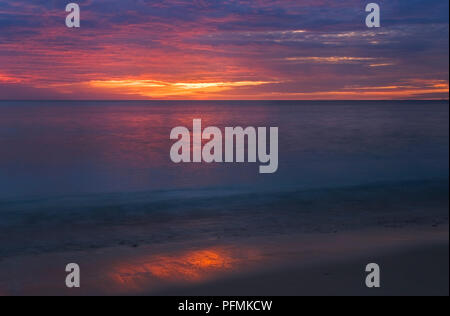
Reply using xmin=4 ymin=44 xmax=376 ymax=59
xmin=0 ymin=100 xmax=448 ymax=258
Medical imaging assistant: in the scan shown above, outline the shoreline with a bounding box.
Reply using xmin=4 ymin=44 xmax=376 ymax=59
xmin=1 ymin=179 xmax=448 ymax=260
xmin=159 ymin=241 xmax=449 ymax=296
xmin=0 ymin=224 xmax=448 ymax=296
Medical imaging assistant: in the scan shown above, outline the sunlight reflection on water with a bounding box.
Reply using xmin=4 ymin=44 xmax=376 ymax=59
xmin=108 ymin=246 xmax=262 ymax=293
xmin=111 ymin=247 xmax=258 ymax=291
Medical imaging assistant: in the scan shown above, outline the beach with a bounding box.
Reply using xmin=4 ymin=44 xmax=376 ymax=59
xmin=0 ymin=101 xmax=448 ymax=295
xmin=1 ymin=0 xmax=449 ymax=298
xmin=162 ymin=238 xmax=449 ymax=296
xmin=0 ymin=224 xmax=447 ymax=296
xmin=0 ymin=179 xmax=448 ymax=296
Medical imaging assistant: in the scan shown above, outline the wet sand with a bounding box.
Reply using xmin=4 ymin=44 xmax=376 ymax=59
xmin=160 ymin=242 xmax=449 ymax=296
xmin=0 ymin=225 xmax=447 ymax=296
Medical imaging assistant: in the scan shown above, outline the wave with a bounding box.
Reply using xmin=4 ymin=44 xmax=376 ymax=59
xmin=0 ymin=179 xmax=448 ymax=258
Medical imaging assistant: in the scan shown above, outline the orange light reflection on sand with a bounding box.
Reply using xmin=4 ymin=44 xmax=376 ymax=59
xmin=110 ymin=247 xmax=255 ymax=292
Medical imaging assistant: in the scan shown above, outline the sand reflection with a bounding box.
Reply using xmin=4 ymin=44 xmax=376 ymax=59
xmin=109 ymin=246 xmax=260 ymax=293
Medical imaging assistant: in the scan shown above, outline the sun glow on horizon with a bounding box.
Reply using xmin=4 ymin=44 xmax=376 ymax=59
xmin=81 ymin=77 xmax=450 ymax=100
xmin=0 ymin=1 xmax=448 ymax=100
xmin=88 ymin=79 xmax=278 ymax=98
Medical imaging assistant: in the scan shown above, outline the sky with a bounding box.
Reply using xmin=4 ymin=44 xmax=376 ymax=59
xmin=0 ymin=0 xmax=448 ymax=100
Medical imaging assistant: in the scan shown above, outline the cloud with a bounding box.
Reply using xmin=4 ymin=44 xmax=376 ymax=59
xmin=88 ymin=78 xmax=277 ymax=98
xmin=0 ymin=0 xmax=448 ymax=99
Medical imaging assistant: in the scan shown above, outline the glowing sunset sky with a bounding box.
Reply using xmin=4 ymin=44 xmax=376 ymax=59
xmin=0 ymin=0 xmax=448 ymax=100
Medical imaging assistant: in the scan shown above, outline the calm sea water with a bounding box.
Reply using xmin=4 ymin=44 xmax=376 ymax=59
xmin=0 ymin=100 xmax=448 ymax=258
xmin=0 ymin=100 xmax=448 ymax=199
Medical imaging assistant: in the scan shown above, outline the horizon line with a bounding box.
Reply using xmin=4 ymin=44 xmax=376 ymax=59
xmin=0 ymin=99 xmax=448 ymax=102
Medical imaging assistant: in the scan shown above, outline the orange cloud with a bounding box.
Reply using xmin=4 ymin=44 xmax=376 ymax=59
xmin=0 ymin=1 xmax=448 ymax=100
xmin=285 ymin=56 xmax=377 ymax=63
xmin=88 ymin=78 xmax=277 ymax=98
xmin=0 ymin=73 xmax=24 ymax=84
